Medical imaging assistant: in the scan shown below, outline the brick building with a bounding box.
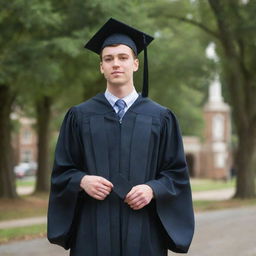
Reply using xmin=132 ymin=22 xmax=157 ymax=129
xmin=12 ymin=116 xmax=37 ymax=165
xmin=184 ymin=77 xmax=232 ymax=179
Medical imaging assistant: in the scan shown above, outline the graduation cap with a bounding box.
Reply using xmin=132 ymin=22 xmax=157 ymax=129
xmin=84 ymin=18 xmax=154 ymax=97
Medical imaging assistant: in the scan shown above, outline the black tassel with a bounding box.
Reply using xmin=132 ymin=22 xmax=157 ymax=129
xmin=142 ymin=35 xmax=148 ymax=97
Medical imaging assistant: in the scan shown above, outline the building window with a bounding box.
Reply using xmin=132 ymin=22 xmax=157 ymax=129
xmin=22 ymin=129 xmax=32 ymax=144
xmin=21 ymin=150 xmax=32 ymax=162
xmin=214 ymin=152 xmax=225 ymax=168
xmin=212 ymin=114 xmax=224 ymax=141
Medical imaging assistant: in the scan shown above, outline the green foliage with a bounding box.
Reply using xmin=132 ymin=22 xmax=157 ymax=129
xmin=0 ymin=0 xmax=61 ymax=84
xmin=1 ymin=0 xmax=217 ymax=135
xmin=0 ymin=1 xmax=223 ymax=194
xmin=145 ymin=0 xmax=215 ymax=135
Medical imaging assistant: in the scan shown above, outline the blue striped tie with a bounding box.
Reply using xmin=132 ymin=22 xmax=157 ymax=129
xmin=115 ymin=99 xmax=126 ymax=122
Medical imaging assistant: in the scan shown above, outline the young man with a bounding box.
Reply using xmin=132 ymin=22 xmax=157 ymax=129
xmin=48 ymin=18 xmax=194 ymax=256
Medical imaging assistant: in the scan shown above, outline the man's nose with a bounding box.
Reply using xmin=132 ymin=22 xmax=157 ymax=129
xmin=113 ymin=58 xmax=120 ymax=67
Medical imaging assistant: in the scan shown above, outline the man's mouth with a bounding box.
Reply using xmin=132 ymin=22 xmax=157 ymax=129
xmin=111 ymin=71 xmax=124 ymax=75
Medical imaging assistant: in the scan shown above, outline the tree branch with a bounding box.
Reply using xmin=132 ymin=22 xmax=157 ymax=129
xmin=167 ymin=14 xmax=221 ymax=40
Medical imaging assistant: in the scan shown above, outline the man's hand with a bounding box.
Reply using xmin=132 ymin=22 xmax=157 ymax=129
xmin=80 ymin=175 xmax=113 ymax=200
xmin=124 ymin=184 xmax=154 ymax=210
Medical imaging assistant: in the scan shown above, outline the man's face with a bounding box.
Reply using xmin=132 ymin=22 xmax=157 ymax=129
xmin=100 ymin=44 xmax=139 ymax=87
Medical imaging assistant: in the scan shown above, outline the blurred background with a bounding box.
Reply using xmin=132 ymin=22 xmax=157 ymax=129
xmin=0 ymin=0 xmax=255 ymax=255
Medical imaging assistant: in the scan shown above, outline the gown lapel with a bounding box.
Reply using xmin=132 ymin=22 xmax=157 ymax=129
xmin=124 ymin=114 xmax=153 ymax=256
xmin=89 ymin=115 xmax=111 ymax=255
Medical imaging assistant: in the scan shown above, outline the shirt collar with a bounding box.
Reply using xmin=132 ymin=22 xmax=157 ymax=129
xmin=104 ymin=88 xmax=138 ymax=108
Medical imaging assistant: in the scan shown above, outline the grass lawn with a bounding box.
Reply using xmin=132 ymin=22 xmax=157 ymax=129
xmin=191 ymin=178 xmax=235 ymax=192
xmin=0 ymin=178 xmax=255 ymax=244
xmin=193 ymin=198 xmax=256 ymax=212
xmin=0 ymin=224 xmax=46 ymax=244
xmin=0 ymin=193 xmax=48 ymax=221
xmin=19 ymin=177 xmax=236 ymax=192
xmin=16 ymin=178 xmax=35 ymax=187
xmin=0 ymin=178 xmax=250 ymax=222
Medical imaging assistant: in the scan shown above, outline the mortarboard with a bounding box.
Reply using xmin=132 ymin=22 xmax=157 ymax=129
xmin=84 ymin=18 xmax=154 ymax=97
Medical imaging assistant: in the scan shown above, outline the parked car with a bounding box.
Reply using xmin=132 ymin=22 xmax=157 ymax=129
xmin=14 ymin=162 xmax=37 ymax=179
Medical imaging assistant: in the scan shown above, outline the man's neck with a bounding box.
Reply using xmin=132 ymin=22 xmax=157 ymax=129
xmin=106 ymin=84 xmax=135 ymax=98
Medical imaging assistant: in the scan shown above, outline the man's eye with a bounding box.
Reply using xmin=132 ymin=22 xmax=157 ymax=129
xmin=104 ymin=58 xmax=112 ymax=62
xmin=120 ymin=56 xmax=128 ymax=60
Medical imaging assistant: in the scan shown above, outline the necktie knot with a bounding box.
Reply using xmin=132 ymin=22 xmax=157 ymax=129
xmin=115 ymin=99 xmax=126 ymax=110
xmin=115 ymin=99 xmax=126 ymax=121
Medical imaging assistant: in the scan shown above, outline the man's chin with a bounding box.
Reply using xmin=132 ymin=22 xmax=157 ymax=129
xmin=109 ymin=80 xmax=126 ymax=87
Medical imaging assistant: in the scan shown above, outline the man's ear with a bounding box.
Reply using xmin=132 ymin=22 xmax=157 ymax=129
xmin=133 ymin=58 xmax=139 ymax=72
xmin=100 ymin=62 xmax=104 ymax=74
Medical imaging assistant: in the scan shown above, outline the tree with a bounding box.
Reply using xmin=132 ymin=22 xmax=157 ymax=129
xmin=0 ymin=0 xmax=217 ymax=197
xmin=207 ymin=0 xmax=256 ymax=198
xmin=0 ymin=0 xmax=63 ymax=197
xmin=32 ymin=0 xmax=107 ymax=192
xmin=151 ymin=0 xmax=256 ymax=198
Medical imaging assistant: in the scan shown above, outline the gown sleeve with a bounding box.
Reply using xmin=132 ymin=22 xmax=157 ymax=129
xmin=47 ymin=107 xmax=86 ymax=249
xmin=146 ymin=109 xmax=195 ymax=253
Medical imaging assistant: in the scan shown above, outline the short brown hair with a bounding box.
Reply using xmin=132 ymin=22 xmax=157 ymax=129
xmin=100 ymin=44 xmax=138 ymax=61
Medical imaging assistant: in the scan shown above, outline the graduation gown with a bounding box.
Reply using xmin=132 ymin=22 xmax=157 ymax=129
xmin=47 ymin=93 xmax=194 ymax=256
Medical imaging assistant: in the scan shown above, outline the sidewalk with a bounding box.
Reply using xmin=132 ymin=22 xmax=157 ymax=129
xmin=192 ymin=188 xmax=235 ymax=200
xmin=0 ymin=217 xmax=46 ymax=229
xmin=16 ymin=186 xmax=34 ymax=195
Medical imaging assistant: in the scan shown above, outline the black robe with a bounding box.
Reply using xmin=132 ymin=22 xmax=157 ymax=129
xmin=47 ymin=93 xmax=194 ymax=256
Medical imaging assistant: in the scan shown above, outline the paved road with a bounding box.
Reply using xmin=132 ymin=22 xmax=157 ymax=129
xmin=0 ymin=206 xmax=255 ymax=256
xmin=173 ymin=206 xmax=256 ymax=256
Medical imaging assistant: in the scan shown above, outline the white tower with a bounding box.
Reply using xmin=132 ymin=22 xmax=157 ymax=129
xmin=201 ymin=76 xmax=232 ymax=179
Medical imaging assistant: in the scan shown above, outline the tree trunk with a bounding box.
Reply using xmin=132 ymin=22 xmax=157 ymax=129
xmin=224 ymin=66 xmax=256 ymax=198
xmin=35 ymin=96 xmax=52 ymax=192
xmin=235 ymin=133 xmax=256 ymax=198
xmin=0 ymin=85 xmax=17 ymax=198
